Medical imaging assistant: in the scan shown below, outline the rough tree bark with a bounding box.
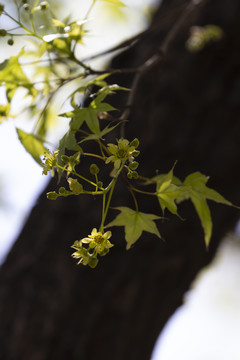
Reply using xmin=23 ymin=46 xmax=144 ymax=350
xmin=0 ymin=0 xmax=240 ymax=359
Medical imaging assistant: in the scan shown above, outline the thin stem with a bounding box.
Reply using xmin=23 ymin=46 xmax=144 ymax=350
xmin=100 ymin=192 xmax=106 ymax=233
xmin=101 ymin=163 xmax=124 ymax=227
xmin=83 ymin=152 xmax=105 ymax=161
xmin=56 ymin=164 xmax=103 ymax=190
xmin=119 ymin=0 xmax=208 ymax=134
xmin=3 ymin=10 xmax=42 ymax=40
xmin=131 ymin=186 xmax=157 ymax=197
xmin=84 ymin=0 xmax=96 ymax=20
xmin=128 ymin=186 xmax=139 ymax=212
xmin=82 ymin=190 xmax=103 ymax=195
xmin=102 ymin=180 xmax=116 ymax=228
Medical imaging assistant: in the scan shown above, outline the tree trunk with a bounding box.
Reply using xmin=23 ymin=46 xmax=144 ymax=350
xmin=0 ymin=0 xmax=240 ymax=359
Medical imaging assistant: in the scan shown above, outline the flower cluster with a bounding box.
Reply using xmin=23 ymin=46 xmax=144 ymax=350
xmin=71 ymin=228 xmax=113 ymax=268
xmin=106 ymin=138 xmax=140 ymax=169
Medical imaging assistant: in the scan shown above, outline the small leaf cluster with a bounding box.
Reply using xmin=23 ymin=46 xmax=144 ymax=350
xmin=186 ymin=25 xmax=224 ymax=52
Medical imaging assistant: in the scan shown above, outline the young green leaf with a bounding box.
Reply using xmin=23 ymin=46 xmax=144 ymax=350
xmin=0 ymin=50 xmax=38 ymax=102
xmin=183 ymin=172 xmax=233 ymax=247
xmin=79 ymin=122 xmax=120 ymax=143
xmin=61 ymin=102 xmax=116 ymax=134
xmin=16 ymin=128 xmax=47 ymax=165
xmin=155 ymin=167 xmax=185 ymax=215
xmin=57 ymin=130 xmax=82 ymax=180
xmin=107 ymin=207 xmax=161 ymax=249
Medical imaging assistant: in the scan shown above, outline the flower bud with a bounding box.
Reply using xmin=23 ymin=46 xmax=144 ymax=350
xmin=97 ymin=181 xmax=103 ymax=188
xmin=47 ymin=191 xmax=58 ymax=200
xmin=90 ymin=163 xmax=99 ymax=175
xmin=88 ymin=255 xmax=98 ymax=268
xmin=23 ymin=3 xmax=30 ymax=10
xmin=129 ymin=161 xmax=139 ymax=170
xmin=132 ymin=171 xmax=139 ymax=179
xmin=40 ymin=1 xmax=49 ymax=10
xmin=132 ymin=150 xmax=140 ymax=157
xmin=59 ymin=187 xmax=66 ymax=195
xmin=0 ymin=5 xmax=5 ymax=14
xmin=7 ymin=38 xmax=14 ymax=46
xmin=130 ymin=138 xmax=139 ymax=148
xmin=0 ymin=29 xmax=7 ymax=37
xmin=68 ymin=177 xmax=83 ymax=195
xmin=61 ymin=155 xmax=69 ymax=163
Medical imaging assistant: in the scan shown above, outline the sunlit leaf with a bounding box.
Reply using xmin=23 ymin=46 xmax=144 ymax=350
xmin=80 ymin=122 xmax=120 ymax=143
xmin=183 ymin=172 xmax=233 ymax=247
xmin=155 ymin=167 xmax=185 ymax=215
xmin=107 ymin=207 xmax=161 ymax=249
xmin=0 ymin=49 xmax=38 ymax=102
xmin=58 ymin=129 xmax=82 ymax=164
xmin=16 ymin=128 xmax=47 ymax=165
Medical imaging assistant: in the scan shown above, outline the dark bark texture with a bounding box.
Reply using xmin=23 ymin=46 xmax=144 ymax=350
xmin=1 ymin=0 xmax=240 ymax=359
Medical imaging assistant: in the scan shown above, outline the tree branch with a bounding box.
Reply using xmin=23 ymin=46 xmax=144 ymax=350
xmin=119 ymin=0 xmax=209 ymax=137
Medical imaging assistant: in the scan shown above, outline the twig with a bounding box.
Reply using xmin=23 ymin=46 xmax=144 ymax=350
xmin=119 ymin=0 xmax=209 ymax=137
xmin=80 ymin=2 xmax=188 ymax=63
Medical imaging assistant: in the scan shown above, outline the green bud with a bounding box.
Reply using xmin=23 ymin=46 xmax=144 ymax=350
xmin=88 ymin=255 xmax=98 ymax=268
xmin=90 ymin=163 xmax=99 ymax=175
xmin=23 ymin=3 xmax=30 ymax=10
xmin=59 ymin=187 xmax=66 ymax=195
xmin=7 ymin=38 xmax=14 ymax=46
xmin=99 ymin=248 xmax=110 ymax=256
xmin=97 ymin=181 xmax=103 ymax=188
xmin=132 ymin=171 xmax=139 ymax=179
xmin=132 ymin=150 xmax=140 ymax=157
xmin=0 ymin=5 xmax=4 ymax=15
xmin=127 ymin=172 xmax=133 ymax=179
xmin=47 ymin=191 xmax=58 ymax=200
xmin=40 ymin=1 xmax=49 ymax=10
xmin=130 ymin=138 xmax=139 ymax=148
xmin=61 ymin=155 xmax=70 ymax=163
xmin=69 ymin=154 xmax=80 ymax=165
xmin=0 ymin=29 xmax=7 ymax=37
xmin=129 ymin=161 xmax=139 ymax=170
xmin=68 ymin=177 xmax=83 ymax=195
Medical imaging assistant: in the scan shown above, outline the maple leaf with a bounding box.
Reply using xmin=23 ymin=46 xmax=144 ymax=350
xmin=183 ymin=172 xmax=233 ymax=247
xmin=107 ymin=207 xmax=161 ymax=249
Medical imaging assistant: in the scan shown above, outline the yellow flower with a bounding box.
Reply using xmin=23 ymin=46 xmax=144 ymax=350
xmin=71 ymin=228 xmax=113 ymax=268
xmin=82 ymin=228 xmax=113 ymax=255
xmin=42 ymin=149 xmax=59 ymax=175
xmin=106 ymin=138 xmax=139 ymax=169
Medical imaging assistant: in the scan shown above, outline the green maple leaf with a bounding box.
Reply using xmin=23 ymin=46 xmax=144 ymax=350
xmin=79 ymin=122 xmax=120 ymax=143
xmin=155 ymin=167 xmax=186 ymax=215
xmin=0 ymin=50 xmax=38 ymax=102
xmin=16 ymin=128 xmax=47 ymax=165
xmin=57 ymin=129 xmax=82 ymax=179
xmin=60 ymin=102 xmax=115 ymax=134
xmin=107 ymin=207 xmax=161 ymax=249
xmin=183 ymin=172 xmax=233 ymax=247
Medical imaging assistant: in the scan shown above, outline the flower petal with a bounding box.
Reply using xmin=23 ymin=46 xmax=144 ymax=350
xmin=104 ymin=231 xmax=112 ymax=240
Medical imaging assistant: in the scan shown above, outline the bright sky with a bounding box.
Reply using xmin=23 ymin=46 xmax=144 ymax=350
xmin=0 ymin=0 xmax=160 ymax=264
